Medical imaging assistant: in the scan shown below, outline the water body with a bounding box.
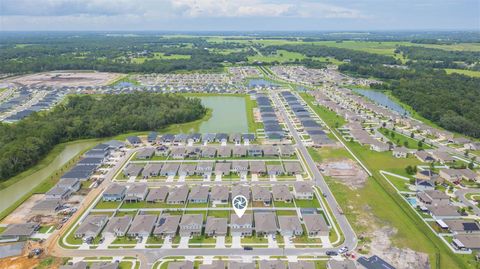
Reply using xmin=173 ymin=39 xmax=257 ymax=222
xmin=198 ymin=96 xmax=249 ymax=133
xmin=0 ymin=140 xmax=97 ymax=214
xmin=352 ymin=88 xmax=410 ymax=116
xmin=115 ymin=81 xmax=133 ymax=88
xmin=248 ymin=79 xmax=278 ymax=87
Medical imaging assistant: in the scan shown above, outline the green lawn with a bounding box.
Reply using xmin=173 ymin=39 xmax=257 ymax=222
xmin=275 ymin=210 xmax=297 ymax=216
xmin=248 ymin=50 xmax=306 ymax=63
xmin=188 ymin=235 xmax=216 ymax=244
xmin=207 ymin=210 xmax=230 ymax=218
xmin=120 ymin=201 xmax=163 ymax=209
xmin=383 ymin=174 xmax=413 ymax=192
xmin=379 ymin=128 xmax=431 ymax=150
xmin=95 ymin=201 xmax=121 ymax=209
xmin=274 ymin=201 xmax=296 ymax=208
xmin=294 ymin=198 xmax=320 ymax=208
xmin=131 ymin=53 xmax=191 ymax=64
xmin=445 ymin=69 xmax=480 ymax=77
xmin=112 ymin=236 xmax=138 ymax=245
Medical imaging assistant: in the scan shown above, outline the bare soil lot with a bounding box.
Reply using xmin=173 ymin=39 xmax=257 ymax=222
xmin=6 ymin=71 xmax=122 ymax=87
xmin=319 ymin=159 xmax=368 ymax=189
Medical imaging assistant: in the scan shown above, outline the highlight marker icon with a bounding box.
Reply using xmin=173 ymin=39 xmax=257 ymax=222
xmin=232 ymin=195 xmax=248 ymax=218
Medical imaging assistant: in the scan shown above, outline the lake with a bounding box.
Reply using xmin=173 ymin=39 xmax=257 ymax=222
xmin=198 ymin=96 xmax=249 ymax=133
xmin=352 ymin=88 xmax=410 ymax=116
xmin=0 ymin=140 xmax=97 ymax=214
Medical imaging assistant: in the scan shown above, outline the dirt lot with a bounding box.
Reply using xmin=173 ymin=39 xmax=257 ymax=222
xmin=1 ymin=195 xmax=45 ymax=224
xmin=319 ymin=159 xmax=368 ymax=189
xmin=6 ymin=71 xmax=122 ymax=87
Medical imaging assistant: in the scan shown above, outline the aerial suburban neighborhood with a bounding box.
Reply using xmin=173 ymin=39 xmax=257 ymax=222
xmin=0 ymin=3 xmax=479 ymax=269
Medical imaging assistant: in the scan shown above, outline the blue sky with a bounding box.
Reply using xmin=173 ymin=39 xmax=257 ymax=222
xmin=0 ymin=0 xmax=478 ymax=31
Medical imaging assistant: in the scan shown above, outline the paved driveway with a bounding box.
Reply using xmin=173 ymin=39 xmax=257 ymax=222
xmin=231 ymin=235 xmax=242 ymax=248
xmin=179 ymin=236 xmax=190 ymax=249
xmin=161 ymin=236 xmax=172 ymax=249
xmin=215 ymin=236 xmax=226 ymax=248
xmin=215 ymin=175 xmax=222 ymax=182
xmin=267 ymin=235 xmax=278 ymax=248
xmin=251 ymin=174 xmax=258 ymax=182
xmin=283 ymin=236 xmax=295 ymax=248
xmin=97 ymin=235 xmax=115 ymax=249
xmin=295 ymin=174 xmax=303 ymax=181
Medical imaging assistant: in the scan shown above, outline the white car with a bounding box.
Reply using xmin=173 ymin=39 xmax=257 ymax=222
xmin=339 ymin=246 xmax=349 ymax=254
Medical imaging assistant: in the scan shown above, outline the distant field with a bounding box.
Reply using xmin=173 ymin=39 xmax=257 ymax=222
xmin=248 ymin=49 xmax=306 ymax=63
xmin=131 ymin=52 xmax=191 ymax=64
xmin=445 ymin=68 xmax=480 ymax=77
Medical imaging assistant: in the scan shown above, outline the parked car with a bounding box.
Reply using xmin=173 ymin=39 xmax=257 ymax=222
xmin=326 ymin=251 xmax=338 ymax=256
xmin=243 ymin=246 xmax=253 ymax=250
xmin=339 ymin=246 xmax=349 ymax=254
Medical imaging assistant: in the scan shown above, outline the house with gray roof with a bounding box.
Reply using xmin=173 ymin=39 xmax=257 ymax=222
xmin=179 ymin=214 xmax=203 ymax=236
xmin=452 ymin=234 xmax=480 ymax=251
xmin=199 ymin=261 xmax=225 ymax=269
xmin=155 ymin=145 xmax=170 ymax=156
xmin=102 ymin=184 xmax=126 ymax=202
xmin=125 ymin=184 xmax=149 ymax=202
xmin=247 ymin=145 xmax=263 ymax=157
xmin=279 ymin=145 xmax=295 ymax=157
xmin=272 ymin=185 xmax=293 ymax=203
xmin=303 ymin=214 xmax=329 ymax=237
xmin=230 ymin=213 xmax=253 ymax=236
xmin=90 ymin=262 xmax=119 ymax=269
xmin=293 ymin=182 xmax=313 ymax=200
xmin=196 ymin=162 xmax=214 ymax=176
xmin=215 ymin=133 xmax=229 ymax=143
xmin=188 ymin=133 xmax=202 ymax=144
xmin=278 ymin=216 xmax=303 ymax=237
xmin=252 ymin=186 xmax=271 ymax=205
xmin=289 ymin=261 xmax=314 ymax=269
xmin=168 ymin=261 xmax=194 ymax=269
xmin=249 ymin=161 xmax=266 ymax=175
xmin=205 ymin=217 xmax=228 ymax=237
xmin=284 ymin=162 xmax=303 ymax=175
xmin=142 ymin=163 xmax=163 ymax=178
xmin=215 ymin=162 xmax=231 ymax=176
xmin=443 ymin=219 xmax=480 ymax=234
xmin=232 ymin=185 xmax=251 ymax=200
xmin=153 ymin=215 xmax=181 ymax=237
xmin=74 ymin=215 xmax=109 ymax=241
xmin=267 ymin=164 xmax=285 ymax=176
xmin=186 ymin=147 xmax=202 ymax=158
xmin=426 ymin=205 xmax=461 ymax=219
xmin=242 ymin=134 xmax=255 ymax=144
xmin=103 ymin=216 xmax=132 ymax=237
xmin=160 ymin=163 xmax=180 ymax=177
xmin=123 ymin=164 xmax=143 ymax=177
xmin=232 ymin=161 xmax=249 ymax=176
xmin=230 ymin=133 xmax=241 ymax=144
xmin=201 ymin=147 xmax=217 ymax=158
xmin=217 ymin=146 xmax=232 ymax=158
xmin=171 ymin=147 xmax=186 ymax=159
xmin=229 ymin=261 xmax=254 ymax=269
xmin=188 ymin=186 xmax=209 ymax=203
xmin=160 ymin=134 xmax=174 ymax=143
xmin=167 ymin=185 xmax=189 ymax=204
xmin=259 ymin=260 xmax=285 ymax=269
xmin=126 ymin=136 xmax=141 ymax=146
xmin=136 ymin=148 xmax=155 ymax=159
xmin=254 ymin=212 xmax=278 ymax=236
xmin=146 ymin=186 xmax=169 ymax=203
xmin=59 ymin=261 xmax=88 ymax=269
xmin=127 ymin=214 xmax=157 ymax=237
xmin=32 ymin=199 xmax=63 ymax=214
xmin=210 ymin=185 xmax=229 ymax=204
xmin=326 ymin=260 xmax=357 ymax=269
xmin=202 ymin=133 xmax=216 ymax=143
xmin=0 ymin=223 xmax=39 ymax=241
xmin=57 ymin=178 xmax=81 ymax=192
xmin=262 ymin=146 xmax=279 ymax=157
xmin=174 ymin=134 xmax=189 ymax=144
xmin=233 ymin=146 xmax=247 ymax=157
xmin=46 ymin=186 xmax=71 ymax=200
xmin=179 ymin=163 xmax=197 ymax=177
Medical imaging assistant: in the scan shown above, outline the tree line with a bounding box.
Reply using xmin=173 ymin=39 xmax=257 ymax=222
xmin=0 ymin=93 xmax=206 ymax=180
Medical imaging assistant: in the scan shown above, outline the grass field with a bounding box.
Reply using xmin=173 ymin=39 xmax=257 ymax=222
xmin=131 ymin=53 xmax=191 ymax=64
xmin=248 ymin=50 xmax=306 ymax=63
xmin=445 ymin=68 xmax=480 ymax=77
xmin=379 ymin=128 xmax=431 ymax=150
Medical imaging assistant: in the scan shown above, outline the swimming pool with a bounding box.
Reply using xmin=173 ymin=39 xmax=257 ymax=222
xmin=406 ymin=197 xmax=417 ymax=207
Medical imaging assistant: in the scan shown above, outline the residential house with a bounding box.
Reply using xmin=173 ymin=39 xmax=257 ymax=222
xmin=188 ymin=186 xmax=209 ymax=203
xmin=0 ymin=223 xmax=39 ymax=241
xmin=179 ymin=214 xmax=203 ymax=236
xmin=45 ymin=187 xmax=71 ymax=200
xmin=147 ymin=132 xmax=157 ymax=143
xmin=166 ymin=185 xmax=189 ymax=204
xmin=74 ymin=215 xmax=109 ymax=241
xmin=142 ymin=163 xmax=163 ymax=178
xmin=303 ymin=214 xmax=330 ymax=237
xmin=443 ymin=219 xmax=480 ymax=234
xmin=229 ymin=262 xmax=254 ymax=269
xmin=202 ymin=133 xmax=216 ymax=144
xmin=196 ymin=162 xmax=214 ymax=177
xmin=249 ymin=161 xmax=266 ymax=175
xmin=103 ymin=216 xmax=132 ymax=237
xmin=232 ymin=185 xmax=251 ymax=200
xmin=452 ymin=234 xmax=480 ymax=250
xmin=155 ymin=145 xmax=170 ymax=156
xmin=326 ymin=260 xmax=357 ymax=269
xmin=210 ymin=185 xmax=229 ymax=204
xmin=232 ymin=161 xmax=249 ymax=176
xmin=415 ymin=179 xmax=435 ymax=192
xmin=124 ymin=184 xmax=149 ymax=202
xmin=159 ymin=134 xmax=175 ymax=144
xmin=279 ymin=145 xmax=295 ymax=157
xmin=153 ymin=215 xmax=181 ymax=237
xmin=272 ymin=185 xmax=293 ymax=203
xmin=241 ymin=134 xmax=255 ymax=144
xmin=90 ymin=262 xmax=119 ymax=269
xmin=136 ymin=148 xmax=155 ymax=159
xmin=146 ymin=186 xmax=169 ymax=203
xmin=233 ymin=146 xmax=247 ymax=157
xmin=174 ymin=134 xmax=189 ymax=145
xmin=205 ymin=217 xmax=228 ymax=237
xmin=57 ymin=178 xmax=81 ymax=192
xmin=259 ymin=260 xmax=285 ymax=269
xmin=459 ymin=169 xmax=479 ymax=182
xmin=252 ymin=186 xmax=271 ymax=205
xmin=188 ymin=133 xmax=202 ymax=144
xmin=171 ymin=147 xmax=186 ymax=159
xmin=267 ymin=164 xmax=285 ymax=176
xmin=59 ymin=261 xmax=88 ymax=269
xmin=215 ymin=162 xmax=231 ymax=176
xmin=160 ymin=163 xmax=180 ymax=177
xmin=123 ymin=164 xmax=143 ymax=177
xmin=392 ymin=147 xmax=409 ymax=158
xmin=168 ymin=261 xmax=194 ymax=269
xmin=284 ymin=162 xmax=303 ymax=175
xmin=262 ymin=146 xmax=279 ymax=157
xmin=230 ymin=133 xmax=242 ymax=145
xmin=230 ymin=213 xmax=253 ymax=236
xmin=293 ymin=182 xmax=313 ymax=200
xmin=217 ymin=146 xmax=232 ymax=158
xmin=254 ymin=212 xmax=278 ymax=236
xmin=102 ymin=184 xmax=126 ymax=202
xmin=288 ymin=261 xmax=315 ymax=269
xmin=215 ymin=133 xmax=229 ymax=143
xmin=431 ymin=151 xmax=455 ymax=164
xmin=127 ymin=214 xmax=157 ymax=237
xmin=416 ymin=190 xmax=450 ymax=207
xmin=247 ymin=145 xmax=263 ymax=157
xmin=415 ymin=151 xmax=435 ymax=162
xmin=427 ymin=205 xmax=461 ymax=219
xmin=278 ymin=216 xmax=303 ymax=237
xmin=200 ymin=261 xmax=225 ymax=269
xmin=126 ymin=136 xmax=142 ymax=147
xmin=439 ymin=169 xmax=463 ymax=183
xmin=186 ymin=147 xmax=202 ymax=158
xmin=201 ymin=147 xmax=217 ymax=158
xmin=178 ymin=163 xmax=197 ymax=177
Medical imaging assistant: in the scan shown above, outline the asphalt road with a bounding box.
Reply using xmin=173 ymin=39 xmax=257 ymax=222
xmin=454 ymin=188 xmax=480 ymax=216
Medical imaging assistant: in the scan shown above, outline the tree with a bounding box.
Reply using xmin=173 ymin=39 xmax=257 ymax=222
xmin=468 ymin=162 xmax=474 ymax=170
xmin=410 ymin=132 xmax=414 ymax=138
xmin=404 ymin=141 xmax=409 ymax=147
xmin=418 ymin=140 xmax=423 ymax=149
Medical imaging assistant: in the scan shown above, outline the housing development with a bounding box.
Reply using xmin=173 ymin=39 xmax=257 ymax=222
xmin=0 ymin=31 xmax=479 ymax=269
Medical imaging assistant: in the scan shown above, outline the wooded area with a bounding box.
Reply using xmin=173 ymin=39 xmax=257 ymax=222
xmin=0 ymin=93 xmax=206 ymax=180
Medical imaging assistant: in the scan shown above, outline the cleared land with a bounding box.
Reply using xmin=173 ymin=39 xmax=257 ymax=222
xmin=6 ymin=71 xmax=122 ymax=87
